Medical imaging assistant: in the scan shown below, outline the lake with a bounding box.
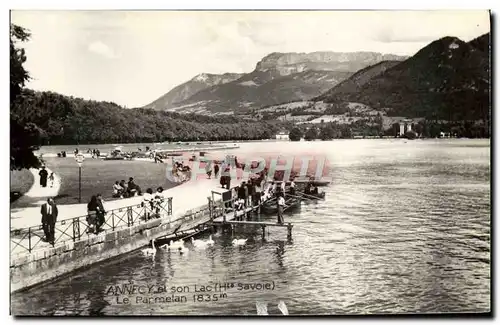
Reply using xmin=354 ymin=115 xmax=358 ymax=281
xmin=11 ymin=139 xmax=491 ymax=315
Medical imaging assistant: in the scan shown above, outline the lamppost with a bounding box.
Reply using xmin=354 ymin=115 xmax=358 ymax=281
xmin=75 ymin=153 xmax=85 ymax=203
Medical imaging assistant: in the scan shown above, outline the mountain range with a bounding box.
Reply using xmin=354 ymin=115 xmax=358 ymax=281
xmin=143 ymin=52 xmax=408 ymax=114
xmin=145 ymin=72 xmax=244 ymax=111
xmin=144 ymin=32 xmax=490 ymax=123
xmin=315 ymin=33 xmax=490 ymax=121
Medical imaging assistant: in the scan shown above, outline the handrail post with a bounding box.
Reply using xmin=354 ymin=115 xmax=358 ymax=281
xmin=207 ymin=197 xmax=213 ymax=221
xmin=112 ymin=211 xmax=115 ymax=231
xmin=28 ymin=227 xmax=32 ymax=253
xmin=168 ymin=197 xmax=173 ymax=215
xmin=127 ymin=206 xmax=133 ymax=227
xmin=73 ymin=217 xmax=81 ymax=241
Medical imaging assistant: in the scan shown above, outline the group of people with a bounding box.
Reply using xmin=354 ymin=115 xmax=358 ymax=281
xmin=172 ymin=161 xmax=192 ymax=183
xmin=224 ymin=176 xmax=293 ymax=224
xmin=86 ymin=148 xmax=101 ymax=158
xmin=112 ymin=178 xmax=142 ymax=198
xmin=204 ymin=160 xmax=221 ymax=180
xmin=142 ymin=187 xmax=167 ymax=220
xmin=304 ymin=182 xmax=319 ymax=195
xmin=38 ymin=166 xmax=55 ymax=188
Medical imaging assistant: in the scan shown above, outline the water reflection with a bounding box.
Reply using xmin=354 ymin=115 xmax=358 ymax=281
xmin=12 ymin=139 xmax=490 ymax=315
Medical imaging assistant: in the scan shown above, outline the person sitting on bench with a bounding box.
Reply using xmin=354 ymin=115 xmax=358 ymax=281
xmin=113 ymin=181 xmax=124 ymax=198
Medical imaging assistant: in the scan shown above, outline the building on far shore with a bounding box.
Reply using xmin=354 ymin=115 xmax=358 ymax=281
xmin=275 ymin=131 xmax=290 ymax=140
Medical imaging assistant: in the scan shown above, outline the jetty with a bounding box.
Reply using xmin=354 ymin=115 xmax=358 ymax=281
xmin=10 ymin=172 xmax=324 ymax=293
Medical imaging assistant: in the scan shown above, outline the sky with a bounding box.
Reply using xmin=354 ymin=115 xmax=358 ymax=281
xmin=11 ymin=10 xmax=490 ymax=108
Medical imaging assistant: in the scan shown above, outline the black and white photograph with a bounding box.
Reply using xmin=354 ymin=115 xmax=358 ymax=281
xmin=8 ymin=9 xmax=491 ymax=316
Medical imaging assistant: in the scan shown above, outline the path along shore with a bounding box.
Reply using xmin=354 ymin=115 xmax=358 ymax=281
xmin=11 ymin=167 xmax=62 ymax=211
xmin=11 ymin=144 xmax=242 ymax=229
xmin=10 ymin=175 xmax=225 ymax=230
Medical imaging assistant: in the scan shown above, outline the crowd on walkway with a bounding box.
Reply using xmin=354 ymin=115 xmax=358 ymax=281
xmin=216 ymin=160 xmax=298 ymax=225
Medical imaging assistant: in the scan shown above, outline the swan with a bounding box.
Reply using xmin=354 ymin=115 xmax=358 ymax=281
xmin=206 ymin=235 xmax=214 ymax=246
xmin=141 ymin=238 xmax=156 ymax=256
xmin=256 ymin=301 xmax=268 ymax=315
xmin=277 ymin=300 xmax=289 ymax=315
xmin=232 ymin=238 xmax=248 ymax=246
xmin=191 ymin=237 xmax=209 ymax=249
xmin=168 ymin=239 xmax=185 ymax=249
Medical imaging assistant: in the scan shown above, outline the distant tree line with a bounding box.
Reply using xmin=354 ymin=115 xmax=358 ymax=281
xmin=386 ymin=120 xmax=490 ymax=138
xmin=12 ymin=89 xmax=285 ymax=145
xmin=288 ymin=123 xmax=355 ymax=141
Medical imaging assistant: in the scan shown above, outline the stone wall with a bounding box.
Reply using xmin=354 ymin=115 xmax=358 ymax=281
xmin=10 ymin=204 xmax=213 ymax=293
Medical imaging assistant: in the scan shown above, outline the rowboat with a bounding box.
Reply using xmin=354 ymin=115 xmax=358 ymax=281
xmin=293 ymin=179 xmax=331 ymax=187
xmin=260 ymin=197 xmax=301 ymax=214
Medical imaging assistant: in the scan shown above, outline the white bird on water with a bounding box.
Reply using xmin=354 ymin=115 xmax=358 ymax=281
xmin=206 ymin=235 xmax=214 ymax=246
xmin=161 ymin=239 xmax=185 ymax=250
xmin=256 ymin=301 xmax=268 ymax=315
xmin=191 ymin=237 xmax=209 ymax=249
xmin=141 ymin=238 xmax=156 ymax=257
xmin=255 ymin=301 xmax=289 ymax=315
xmin=277 ymin=300 xmax=289 ymax=315
xmin=232 ymin=238 xmax=248 ymax=246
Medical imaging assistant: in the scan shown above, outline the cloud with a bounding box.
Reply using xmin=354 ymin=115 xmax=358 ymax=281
xmin=88 ymin=41 xmax=118 ymax=59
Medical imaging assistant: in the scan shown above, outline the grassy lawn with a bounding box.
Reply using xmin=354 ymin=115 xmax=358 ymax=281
xmin=44 ymin=158 xmax=178 ymax=204
xmin=10 ymin=169 xmax=35 ymax=202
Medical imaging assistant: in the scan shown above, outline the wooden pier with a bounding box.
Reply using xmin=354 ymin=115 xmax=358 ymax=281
xmin=155 ymin=187 xmax=324 ymax=244
xmin=209 ymin=220 xmax=293 ymax=239
xmin=206 ymin=188 xmax=295 ymax=239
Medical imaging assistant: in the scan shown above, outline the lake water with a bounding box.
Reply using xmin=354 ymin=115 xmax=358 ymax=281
xmin=11 ymin=139 xmax=491 ymax=315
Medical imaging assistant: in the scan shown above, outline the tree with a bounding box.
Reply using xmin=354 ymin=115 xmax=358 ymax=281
xmin=304 ymin=127 xmax=318 ymax=141
xmin=11 ymin=24 xmax=43 ymax=170
xmin=319 ymin=124 xmax=334 ymax=140
xmin=289 ymin=127 xmax=302 ymax=141
xmin=413 ymin=123 xmax=424 ymax=136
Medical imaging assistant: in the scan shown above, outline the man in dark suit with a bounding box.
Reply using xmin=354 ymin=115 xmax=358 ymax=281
xmin=39 ymin=166 xmax=48 ymax=188
xmin=41 ymin=198 xmax=58 ymax=244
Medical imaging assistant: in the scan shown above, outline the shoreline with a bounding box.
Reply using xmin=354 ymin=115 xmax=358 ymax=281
xmin=36 ymin=144 xmax=240 ymax=158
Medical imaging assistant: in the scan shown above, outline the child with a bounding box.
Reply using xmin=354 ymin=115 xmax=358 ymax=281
xmin=49 ymin=173 xmax=55 ymax=188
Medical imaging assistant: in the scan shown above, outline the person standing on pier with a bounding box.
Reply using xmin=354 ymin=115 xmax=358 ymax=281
xmin=205 ymin=160 xmax=213 ymax=179
xmin=41 ymin=198 xmax=58 ymax=244
xmin=246 ymin=180 xmax=254 ymax=207
xmin=143 ymin=188 xmax=154 ymax=220
xmin=255 ymin=179 xmax=262 ymax=205
xmin=289 ymin=179 xmax=296 ymax=195
xmin=39 ymin=166 xmax=48 ymax=188
xmin=277 ymin=193 xmax=285 ymax=225
xmin=214 ymin=163 xmax=220 ymax=179
xmin=238 ymin=182 xmax=247 ymax=208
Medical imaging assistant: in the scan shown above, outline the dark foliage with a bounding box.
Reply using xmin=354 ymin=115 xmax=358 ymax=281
xmin=10 ymin=24 xmax=43 ymax=170
xmin=289 ymin=127 xmax=303 ymax=141
xmin=11 ymin=88 xmax=283 ymax=145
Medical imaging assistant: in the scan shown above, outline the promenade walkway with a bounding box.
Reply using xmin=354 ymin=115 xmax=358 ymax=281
xmin=10 ymin=176 xmax=225 ymax=230
xmin=10 ymin=167 xmax=62 ymax=211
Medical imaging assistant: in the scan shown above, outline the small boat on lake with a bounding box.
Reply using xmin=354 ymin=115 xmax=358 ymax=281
xmin=293 ymin=179 xmax=330 ymax=187
xmin=260 ymin=196 xmax=301 ymax=215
